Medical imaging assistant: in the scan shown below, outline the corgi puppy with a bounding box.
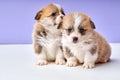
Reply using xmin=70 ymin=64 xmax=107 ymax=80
xmin=60 ymin=12 xmax=111 ymax=69
xmin=32 ymin=4 xmax=65 ymax=66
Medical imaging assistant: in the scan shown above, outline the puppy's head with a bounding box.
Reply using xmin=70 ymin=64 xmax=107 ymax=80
xmin=62 ymin=12 xmax=95 ymax=44
xmin=35 ymin=4 xmax=65 ymax=28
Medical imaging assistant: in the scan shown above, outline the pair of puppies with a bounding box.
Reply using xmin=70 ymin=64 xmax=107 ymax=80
xmin=32 ymin=4 xmax=111 ymax=69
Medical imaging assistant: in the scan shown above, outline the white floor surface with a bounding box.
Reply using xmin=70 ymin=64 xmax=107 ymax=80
xmin=0 ymin=43 xmax=120 ymax=80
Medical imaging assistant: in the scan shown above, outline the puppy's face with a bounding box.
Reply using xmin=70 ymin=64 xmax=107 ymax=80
xmin=62 ymin=12 xmax=95 ymax=44
xmin=35 ymin=4 xmax=65 ymax=28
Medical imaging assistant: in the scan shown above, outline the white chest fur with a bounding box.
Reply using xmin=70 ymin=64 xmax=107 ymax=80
xmin=62 ymin=38 xmax=89 ymax=63
xmin=68 ymin=43 xmax=86 ymax=63
xmin=38 ymin=28 xmax=61 ymax=60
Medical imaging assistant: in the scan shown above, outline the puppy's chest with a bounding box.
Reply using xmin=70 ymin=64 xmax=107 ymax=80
xmin=38 ymin=29 xmax=61 ymax=48
xmin=46 ymin=31 xmax=61 ymax=39
xmin=67 ymin=43 xmax=90 ymax=62
xmin=68 ymin=44 xmax=85 ymax=55
xmin=64 ymin=40 xmax=93 ymax=55
xmin=38 ymin=30 xmax=61 ymax=60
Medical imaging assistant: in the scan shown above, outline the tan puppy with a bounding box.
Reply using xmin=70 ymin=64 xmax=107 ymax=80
xmin=60 ymin=12 xmax=111 ymax=69
xmin=32 ymin=4 xmax=65 ymax=66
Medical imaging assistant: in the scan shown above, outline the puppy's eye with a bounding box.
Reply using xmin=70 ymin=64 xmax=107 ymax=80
xmin=79 ymin=28 xmax=86 ymax=34
xmin=67 ymin=28 xmax=72 ymax=33
xmin=51 ymin=12 xmax=56 ymax=16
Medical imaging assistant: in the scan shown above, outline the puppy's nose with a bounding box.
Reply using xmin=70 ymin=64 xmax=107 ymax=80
xmin=60 ymin=14 xmax=64 ymax=18
xmin=73 ymin=37 xmax=78 ymax=43
xmin=60 ymin=15 xmax=63 ymax=19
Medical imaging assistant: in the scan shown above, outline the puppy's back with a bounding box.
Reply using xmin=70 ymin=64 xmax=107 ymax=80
xmin=93 ymin=31 xmax=111 ymax=63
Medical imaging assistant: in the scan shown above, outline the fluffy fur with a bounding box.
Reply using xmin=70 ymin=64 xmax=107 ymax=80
xmin=32 ymin=4 xmax=65 ymax=66
xmin=60 ymin=12 xmax=111 ymax=69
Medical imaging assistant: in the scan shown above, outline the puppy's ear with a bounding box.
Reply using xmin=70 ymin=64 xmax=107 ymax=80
xmin=35 ymin=10 xmax=42 ymax=20
xmin=90 ymin=20 xmax=96 ymax=29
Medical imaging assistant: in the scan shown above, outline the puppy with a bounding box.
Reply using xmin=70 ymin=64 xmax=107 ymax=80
xmin=32 ymin=4 xmax=65 ymax=66
xmin=60 ymin=12 xmax=111 ymax=69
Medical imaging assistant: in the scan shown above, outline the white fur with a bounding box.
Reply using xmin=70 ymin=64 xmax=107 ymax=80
xmin=83 ymin=51 xmax=98 ymax=69
xmin=53 ymin=4 xmax=64 ymax=25
xmin=40 ymin=18 xmax=54 ymax=27
xmin=37 ymin=27 xmax=62 ymax=61
xmin=73 ymin=13 xmax=82 ymax=31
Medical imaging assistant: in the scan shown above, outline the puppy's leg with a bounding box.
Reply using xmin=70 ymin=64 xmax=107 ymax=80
xmin=66 ymin=57 xmax=78 ymax=67
xmin=83 ymin=51 xmax=98 ymax=69
xmin=34 ymin=42 xmax=42 ymax=54
xmin=32 ymin=24 xmax=48 ymax=65
xmin=63 ymin=47 xmax=78 ymax=67
xmin=55 ymin=46 xmax=65 ymax=65
xmin=36 ymin=48 xmax=47 ymax=66
xmin=33 ymin=40 xmax=48 ymax=66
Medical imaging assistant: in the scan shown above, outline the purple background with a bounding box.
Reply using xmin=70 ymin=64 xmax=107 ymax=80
xmin=0 ymin=0 xmax=120 ymax=44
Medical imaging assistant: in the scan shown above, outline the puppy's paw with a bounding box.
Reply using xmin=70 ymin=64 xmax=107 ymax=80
xmin=66 ymin=61 xmax=77 ymax=67
xmin=82 ymin=63 xmax=95 ymax=69
xmin=55 ymin=59 xmax=66 ymax=65
xmin=36 ymin=59 xmax=48 ymax=66
xmin=66 ymin=58 xmax=77 ymax=67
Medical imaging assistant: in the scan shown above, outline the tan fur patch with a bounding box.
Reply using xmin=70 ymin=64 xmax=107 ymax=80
xmin=90 ymin=45 xmax=97 ymax=55
xmin=63 ymin=47 xmax=73 ymax=59
xmin=36 ymin=4 xmax=60 ymax=21
xmin=32 ymin=23 xmax=45 ymax=54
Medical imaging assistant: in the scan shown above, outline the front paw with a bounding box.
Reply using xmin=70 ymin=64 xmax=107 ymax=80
xmin=55 ymin=58 xmax=66 ymax=65
xmin=66 ymin=58 xmax=78 ymax=67
xmin=36 ymin=59 xmax=48 ymax=66
xmin=82 ymin=63 xmax=95 ymax=69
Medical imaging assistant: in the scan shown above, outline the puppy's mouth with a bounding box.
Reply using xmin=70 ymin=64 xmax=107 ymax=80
xmin=54 ymin=15 xmax=63 ymax=26
xmin=54 ymin=21 xmax=62 ymax=29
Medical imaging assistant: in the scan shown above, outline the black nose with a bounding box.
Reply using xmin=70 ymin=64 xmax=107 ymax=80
xmin=73 ymin=37 xmax=78 ymax=43
xmin=60 ymin=16 xmax=63 ymax=19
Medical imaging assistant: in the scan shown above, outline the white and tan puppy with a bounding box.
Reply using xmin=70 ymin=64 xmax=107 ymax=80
xmin=61 ymin=12 xmax=111 ymax=69
xmin=32 ymin=4 xmax=65 ymax=66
